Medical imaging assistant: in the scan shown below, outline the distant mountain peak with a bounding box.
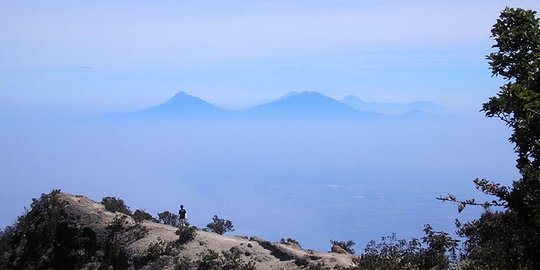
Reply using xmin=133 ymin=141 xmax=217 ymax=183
xmin=164 ymin=91 xmax=202 ymax=103
xmin=248 ymin=91 xmax=366 ymax=117
xmin=270 ymin=91 xmax=338 ymax=104
xmin=134 ymin=91 xmax=226 ymax=116
xmin=172 ymin=91 xmax=189 ymax=97
xmin=298 ymin=90 xmax=321 ymax=95
xmin=296 ymin=91 xmax=328 ymax=98
xmin=278 ymin=91 xmax=333 ymax=101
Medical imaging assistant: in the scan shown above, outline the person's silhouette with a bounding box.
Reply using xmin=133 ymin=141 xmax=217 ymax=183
xmin=178 ymin=205 xmax=187 ymax=227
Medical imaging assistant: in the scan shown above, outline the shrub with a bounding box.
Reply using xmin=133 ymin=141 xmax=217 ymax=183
xmin=279 ymin=237 xmax=301 ymax=247
xmin=103 ymin=214 xmax=149 ymax=269
xmin=353 ymin=225 xmax=458 ymax=270
xmin=196 ymin=249 xmax=256 ymax=270
xmin=107 ymin=215 xmax=129 ymax=234
xmin=306 ymin=262 xmax=332 ymax=270
xmin=134 ymin=237 xmax=186 ymax=269
xmin=102 ymin=215 xmax=131 ymax=269
xmin=456 ymin=211 xmax=530 ymax=269
xmin=330 ymin=240 xmax=356 ymax=254
xmin=175 ymin=226 xmax=197 ymax=245
xmin=101 ymin=197 xmax=132 ymax=216
xmin=1 ymin=189 xmax=101 ymax=269
xmin=206 ymin=215 xmax=234 ymax=235
xmin=158 ymin=211 xmax=179 ymax=227
xmin=134 ymin=238 xmax=167 ymax=268
xmin=133 ymin=209 xmax=156 ymax=224
xmin=0 ymin=226 xmax=15 ymax=268
xmin=173 ymin=256 xmax=193 ymax=270
xmin=294 ymin=255 xmax=310 ymax=267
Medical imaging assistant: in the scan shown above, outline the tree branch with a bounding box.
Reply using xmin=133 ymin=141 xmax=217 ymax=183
xmin=436 ymin=194 xmax=506 ymax=213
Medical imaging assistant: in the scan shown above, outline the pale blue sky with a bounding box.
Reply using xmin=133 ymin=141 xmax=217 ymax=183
xmin=1 ymin=0 xmax=539 ymax=117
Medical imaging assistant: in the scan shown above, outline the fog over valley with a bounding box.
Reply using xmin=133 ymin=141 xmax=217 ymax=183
xmin=0 ymin=92 xmax=518 ymax=250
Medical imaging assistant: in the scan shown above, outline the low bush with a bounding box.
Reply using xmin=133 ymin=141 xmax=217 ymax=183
xmin=102 ymin=215 xmax=131 ymax=269
xmin=173 ymin=256 xmax=193 ymax=270
xmin=175 ymin=226 xmax=197 ymax=245
xmin=101 ymin=197 xmax=132 ymax=216
xmin=158 ymin=211 xmax=179 ymax=227
xmin=353 ymin=225 xmax=458 ymax=270
xmin=0 ymin=190 xmax=101 ymax=269
xmin=196 ymin=249 xmax=256 ymax=270
xmin=280 ymin=237 xmax=301 ymax=247
xmin=133 ymin=209 xmax=156 ymax=224
xmin=330 ymin=240 xmax=356 ymax=254
xmin=206 ymin=215 xmax=234 ymax=235
xmin=0 ymin=226 xmax=15 ymax=268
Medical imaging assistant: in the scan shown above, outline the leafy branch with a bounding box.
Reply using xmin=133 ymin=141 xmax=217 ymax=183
xmin=436 ymin=178 xmax=508 ymax=213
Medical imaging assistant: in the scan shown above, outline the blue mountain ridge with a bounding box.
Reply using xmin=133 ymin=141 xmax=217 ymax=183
xmin=341 ymin=95 xmax=444 ymax=115
xmin=134 ymin=91 xmax=228 ymax=116
xmin=247 ymin=91 xmax=368 ymax=115
xmin=113 ymin=91 xmax=442 ymax=121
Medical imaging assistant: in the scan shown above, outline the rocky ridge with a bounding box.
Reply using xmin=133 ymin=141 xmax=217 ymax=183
xmin=2 ymin=191 xmax=356 ymax=269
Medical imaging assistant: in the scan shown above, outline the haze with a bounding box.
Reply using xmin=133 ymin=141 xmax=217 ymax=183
xmin=1 ymin=0 xmax=537 ymax=250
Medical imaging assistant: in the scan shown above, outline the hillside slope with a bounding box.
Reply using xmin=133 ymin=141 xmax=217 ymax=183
xmin=0 ymin=191 xmax=355 ymax=269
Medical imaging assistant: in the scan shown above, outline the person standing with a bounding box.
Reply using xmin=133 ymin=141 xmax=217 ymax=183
xmin=178 ymin=205 xmax=187 ymax=227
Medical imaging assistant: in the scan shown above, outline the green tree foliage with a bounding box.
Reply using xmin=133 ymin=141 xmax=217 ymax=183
xmin=437 ymin=7 xmax=540 ymax=269
xmin=279 ymin=237 xmax=301 ymax=247
xmin=0 ymin=190 xmax=155 ymax=269
xmin=132 ymin=209 xmax=156 ymax=224
xmin=353 ymin=225 xmax=458 ymax=270
xmin=101 ymin=214 xmax=149 ymax=269
xmin=0 ymin=190 xmax=101 ymax=269
xmin=483 ymin=7 xmax=540 ymax=213
xmin=194 ymin=249 xmax=256 ymax=270
xmin=158 ymin=211 xmax=180 ymax=227
xmin=101 ymin=196 xmax=132 ymax=216
xmin=456 ymin=211 xmax=535 ymax=269
xmin=0 ymin=226 xmax=15 ymax=267
xmin=175 ymin=226 xmax=197 ymax=245
xmin=330 ymin=240 xmax=356 ymax=254
xmin=467 ymin=7 xmax=540 ymax=269
xmin=102 ymin=215 xmax=131 ymax=269
xmin=206 ymin=215 xmax=235 ymax=235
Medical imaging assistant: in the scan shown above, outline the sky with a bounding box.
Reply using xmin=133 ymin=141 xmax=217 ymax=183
xmin=1 ymin=0 xmax=539 ymax=116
